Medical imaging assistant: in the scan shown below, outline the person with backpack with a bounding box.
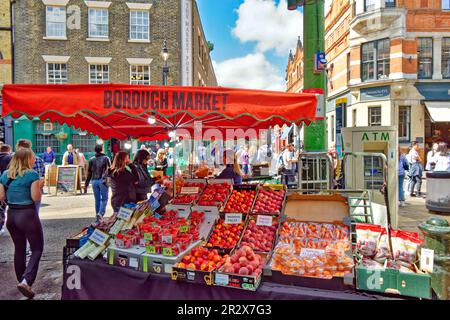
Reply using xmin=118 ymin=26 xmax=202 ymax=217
xmin=84 ymin=144 xmax=111 ymax=221
xmin=0 ymin=144 xmax=13 ymax=235
xmin=398 ymin=151 xmax=409 ymax=207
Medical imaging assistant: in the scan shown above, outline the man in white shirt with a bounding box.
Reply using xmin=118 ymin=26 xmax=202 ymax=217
xmin=282 ymin=144 xmax=297 ymax=185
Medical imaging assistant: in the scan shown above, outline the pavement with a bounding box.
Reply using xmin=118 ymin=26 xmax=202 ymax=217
xmin=0 ymin=181 xmax=449 ymax=300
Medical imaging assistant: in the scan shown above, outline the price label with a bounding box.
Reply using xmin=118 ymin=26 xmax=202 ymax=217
xmin=299 ymin=248 xmax=325 ymax=258
xmin=163 ymin=247 xmax=173 ymax=256
xmin=215 ymin=273 xmax=229 ymax=286
xmin=129 ymin=257 xmax=138 ymax=269
xmin=117 ymin=207 xmax=134 ymax=222
xmin=181 ymin=187 xmax=200 ymax=194
xmin=162 ymin=234 xmax=173 ymax=244
xmin=256 ymin=215 xmax=273 ymax=227
xmin=146 ymin=245 xmax=156 ymax=254
xmin=89 ymin=229 xmax=109 ymax=246
xmin=144 ymin=233 xmax=153 ymax=241
xmin=180 ymin=225 xmax=189 ymax=233
xmin=225 ymin=213 xmax=242 ymax=225
xmin=420 ymin=248 xmax=434 ymax=273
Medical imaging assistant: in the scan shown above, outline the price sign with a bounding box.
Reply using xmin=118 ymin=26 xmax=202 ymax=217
xmin=225 ymin=213 xmax=242 ymax=225
xmin=299 ymin=248 xmax=325 ymax=258
xmin=117 ymin=207 xmax=134 ymax=222
xmin=161 ymin=234 xmax=173 ymax=244
xmin=89 ymin=229 xmax=109 ymax=246
xmin=180 ymin=225 xmax=189 ymax=233
xmin=420 ymin=248 xmax=434 ymax=273
xmin=146 ymin=245 xmax=156 ymax=254
xmin=215 ymin=273 xmax=229 ymax=286
xmin=163 ymin=247 xmax=173 ymax=256
xmin=181 ymin=187 xmax=200 ymax=194
xmin=256 ymin=215 xmax=273 ymax=227
xmin=144 ymin=233 xmax=153 ymax=241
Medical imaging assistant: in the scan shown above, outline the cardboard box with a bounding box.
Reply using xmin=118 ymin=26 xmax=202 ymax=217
xmin=107 ymin=245 xmax=146 ymax=270
xmin=190 ymin=205 xmax=220 ymax=240
xmin=172 ymin=267 xmax=215 ymax=285
xmin=214 ymin=271 xmax=262 ymax=291
xmin=221 ymin=184 xmax=259 ymax=215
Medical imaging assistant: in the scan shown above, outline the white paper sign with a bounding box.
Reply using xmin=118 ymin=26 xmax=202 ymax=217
xmin=256 ymin=215 xmax=273 ymax=227
xmin=215 ymin=273 xmax=229 ymax=286
xmin=299 ymin=248 xmax=325 ymax=258
xmin=117 ymin=207 xmax=134 ymax=222
xmin=129 ymin=257 xmax=139 ymax=269
xmin=420 ymin=248 xmax=434 ymax=273
xmin=161 ymin=234 xmax=173 ymax=244
xmin=225 ymin=213 xmax=242 ymax=225
xmin=89 ymin=229 xmax=109 ymax=246
xmin=181 ymin=187 xmax=200 ymax=194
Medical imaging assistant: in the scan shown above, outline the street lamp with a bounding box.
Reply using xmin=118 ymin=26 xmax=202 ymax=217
xmin=161 ymin=38 xmax=169 ymax=86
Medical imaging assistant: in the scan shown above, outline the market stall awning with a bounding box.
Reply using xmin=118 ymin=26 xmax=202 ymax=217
xmin=1 ymin=84 xmax=318 ymax=140
xmin=425 ymin=101 xmax=450 ymax=122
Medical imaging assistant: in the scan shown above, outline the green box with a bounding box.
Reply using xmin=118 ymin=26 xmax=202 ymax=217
xmin=356 ymin=265 xmax=432 ymax=299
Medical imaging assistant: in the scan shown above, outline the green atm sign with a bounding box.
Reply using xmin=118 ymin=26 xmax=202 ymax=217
xmin=362 ymin=132 xmax=390 ymax=141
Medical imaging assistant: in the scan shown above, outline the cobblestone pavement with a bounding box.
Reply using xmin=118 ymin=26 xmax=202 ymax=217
xmin=0 ymin=181 xmax=448 ymax=300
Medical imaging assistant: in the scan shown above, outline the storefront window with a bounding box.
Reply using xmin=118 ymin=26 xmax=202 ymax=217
xmin=369 ymin=106 xmax=382 ymax=126
xmin=398 ymin=106 xmax=411 ymax=142
xmin=71 ymin=133 xmax=97 ymax=153
xmin=418 ymin=38 xmax=433 ymax=79
xmin=35 ymin=122 xmax=61 ymax=154
xmin=442 ymin=38 xmax=450 ymax=78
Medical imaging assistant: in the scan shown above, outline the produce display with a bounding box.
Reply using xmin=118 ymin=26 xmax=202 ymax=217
xmin=251 ymin=188 xmax=285 ymax=215
xmin=176 ymin=246 xmax=229 ymax=272
xmin=171 ymin=182 xmax=206 ymax=204
xmin=198 ymin=183 xmax=231 ymax=206
xmin=206 ymin=218 xmax=245 ymax=249
xmin=223 ymin=189 xmax=256 ymax=214
xmin=239 ymin=218 xmax=278 ymax=252
xmin=219 ymin=245 xmax=265 ymax=278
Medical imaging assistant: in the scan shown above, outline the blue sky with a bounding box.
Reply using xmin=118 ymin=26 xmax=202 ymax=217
xmin=196 ymin=0 xmax=304 ymax=91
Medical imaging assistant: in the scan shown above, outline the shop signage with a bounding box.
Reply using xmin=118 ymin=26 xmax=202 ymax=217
xmin=415 ymin=83 xmax=450 ymax=100
xmin=360 ymin=86 xmax=390 ymax=101
xmin=55 ymin=165 xmax=79 ymax=195
xmin=361 ymin=132 xmax=390 ymax=141
xmin=181 ymin=0 xmax=193 ymax=86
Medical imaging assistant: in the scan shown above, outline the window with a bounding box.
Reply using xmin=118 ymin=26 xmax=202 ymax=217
xmin=352 ymin=109 xmax=357 ymax=127
xmin=130 ymin=65 xmax=150 ymax=85
xmin=368 ymin=106 xmax=382 ymax=126
xmin=46 ymin=6 xmax=66 ymax=38
xmin=71 ymin=133 xmax=97 ymax=153
xmin=89 ymin=8 xmax=108 ymax=38
xmin=347 ymin=52 xmax=351 ymax=83
xmin=399 ymin=106 xmax=411 ymax=142
xmin=47 ymin=63 xmax=67 ymax=84
xmin=89 ymin=64 xmax=109 ymax=84
xmin=418 ymin=38 xmax=433 ymax=79
xmin=364 ymin=0 xmax=376 ymax=11
xmin=443 ymin=0 xmax=450 ymax=10
xmin=331 ymin=115 xmax=335 ymax=142
xmin=130 ymin=10 xmax=149 ymax=40
xmin=385 ymin=0 xmax=396 ymax=8
xmin=361 ymin=39 xmax=390 ymax=81
xmin=35 ymin=122 xmax=61 ymax=154
xmin=442 ymin=38 xmax=450 ymax=78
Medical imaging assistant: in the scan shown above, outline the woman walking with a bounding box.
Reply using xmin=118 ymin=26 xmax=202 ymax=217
xmin=107 ymin=151 xmax=138 ymax=213
xmin=0 ymin=148 xmax=43 ymax=299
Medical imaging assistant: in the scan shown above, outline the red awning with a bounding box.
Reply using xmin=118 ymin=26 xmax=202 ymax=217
xmin=1 ymin=84 xmax=317 ymax=140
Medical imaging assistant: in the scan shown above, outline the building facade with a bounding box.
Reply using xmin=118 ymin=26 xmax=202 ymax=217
xmin=10 ymin=0 xmax=216 ymax=161
xmin=325 ymin=0 xmax=450 ymax=159
xmin=0 ymin=0 xmax=13 ymax=143
xmin=286 ymin=37 xmax=304 ymax=93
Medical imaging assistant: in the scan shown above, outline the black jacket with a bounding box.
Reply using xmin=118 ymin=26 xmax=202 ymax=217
xmin=85 ymin=153 xmax=111 ymax=188
xmin=133 ymin=162 xmax=155 ymax=195
xmin=0 ymin=153 xmax=12 ymax=174
xmin=107 ymin=166 xmax=138 ymax=210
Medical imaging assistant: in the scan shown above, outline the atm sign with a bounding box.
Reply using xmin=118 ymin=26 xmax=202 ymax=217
xmin=362 ymin=132 xmax=390 ymax=141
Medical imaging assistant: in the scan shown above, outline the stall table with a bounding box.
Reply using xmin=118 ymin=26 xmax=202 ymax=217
xmin=61 ymin=257 xmax=402 ymax=300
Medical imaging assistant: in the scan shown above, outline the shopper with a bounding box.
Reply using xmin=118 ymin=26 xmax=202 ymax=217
xmin=241 ymin=145 xmax=250 ymax=175
xmin=434 ymin=142 xmax=450 ymax=172
xmin=282 ymin=144 xmax=297 ymax=185
xmin=107 ymin=151 xmax=138 ymax=213
xmin=16 ymin=140 xmax=45 ymax=214
xmin=84 ymin=144 xmax=111 ymax=220
xmin=0 ymin=144 xmax=13 ymax=235
xmin=133 ymin=149 xmax=156 ymax=202
xmin=398 ymin=151 xmax=409 ymax=207
xmin=408 ymin=141 xmax=424 ymax=197
xmin=0 ymin=148 xmax=43 ymax=299
xmin=41 ymin=146 xmax=55 ymax=165
xmin=217 ymin=149 xmax=243 ymax=184
xmin=62 ymin=144 xmax=80 ymax=166
xmin=154 ymin=149 xmax=168 ymax=176
xmin=425 ymin=142 xmax=439 ymax=171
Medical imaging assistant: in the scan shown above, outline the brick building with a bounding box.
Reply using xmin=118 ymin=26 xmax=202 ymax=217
xmin=8 ymin=0 xmax=216 ymax=161
xmin=325 ymin=0 xmax=450 ymax=157
xmin=286 ymin=36 xmax=304 ymax=93
xmin=0 ymin=0 xmax=13 ymax=143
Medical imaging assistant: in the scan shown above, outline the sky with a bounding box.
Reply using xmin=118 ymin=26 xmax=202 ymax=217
xmin=196 ymin=0 xmax=333 ymax=92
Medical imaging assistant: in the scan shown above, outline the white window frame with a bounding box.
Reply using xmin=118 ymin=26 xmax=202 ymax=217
xmin=45 ymin=6 xmax=67 ymax=39
xmin=398 ymin=106 xmax=411 ymax=142
xmin=46 ymin=62 xmax=68 ymax=84
xmin=130 ymin=65 xmax=150 ymax=85
xmin=368 ymin=106 xmax=382 ymax=127
xmin=88 ymin=8 xmax=109 ymax=38
xmin=89 ymin=64 xmax=109 ymax=84
xmin=129 ymin=10 xmax=150 ymax=42
xmin=443 ymin=0 xmax=450 ymax=10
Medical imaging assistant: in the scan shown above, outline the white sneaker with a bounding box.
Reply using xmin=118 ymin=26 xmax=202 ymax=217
xmin=399 ymin=201 xmax=406 ymax=207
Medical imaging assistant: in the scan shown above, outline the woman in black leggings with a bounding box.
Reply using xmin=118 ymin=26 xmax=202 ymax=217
xmin=0 ymin=148 xmax=43 ymax=299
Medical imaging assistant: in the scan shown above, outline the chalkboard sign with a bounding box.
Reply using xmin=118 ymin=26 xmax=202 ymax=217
xmin=55 ymin=166 xmax=79 ymax=195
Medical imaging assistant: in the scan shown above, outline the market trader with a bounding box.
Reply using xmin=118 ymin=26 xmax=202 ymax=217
xmin=217 ymin=149 xmax=243 ymax=184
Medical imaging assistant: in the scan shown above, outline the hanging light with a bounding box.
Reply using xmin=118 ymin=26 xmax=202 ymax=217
xmin=124 ymin=142 xmax=132 ymax=150
xmin=96 ymin=139 xmax=104 ymax=145
xmin=168 ymin=131 xmax=176 ymax=138
xmin=148 ymin=116 xmax=156 ymax=125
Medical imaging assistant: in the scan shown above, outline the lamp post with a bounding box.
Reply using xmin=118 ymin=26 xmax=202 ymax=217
xmin=161 ymin=38 xmax=169 ymax=86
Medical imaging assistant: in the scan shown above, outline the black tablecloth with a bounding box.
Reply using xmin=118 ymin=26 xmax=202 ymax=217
xmin=62 ymin=258 xmax=389 ymax=300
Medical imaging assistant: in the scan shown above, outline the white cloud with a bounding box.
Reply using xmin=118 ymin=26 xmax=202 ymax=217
xmin=213 ymin=53 xmax=285 ymax=91
xmin=232 ymin=0 xmax=303 ymax=56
